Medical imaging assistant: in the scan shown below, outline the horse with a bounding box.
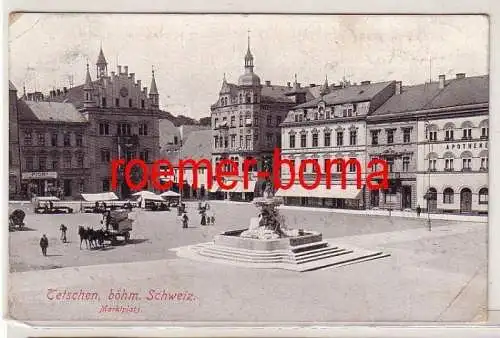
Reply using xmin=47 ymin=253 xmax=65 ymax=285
xmin=78 ymin=226 xmax=89 ymax=249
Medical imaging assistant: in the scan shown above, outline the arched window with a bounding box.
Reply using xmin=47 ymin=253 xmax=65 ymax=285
xmin=426 ymin=152 xmax=438 ymax=171
xmin=479 ymin=188 xmax=488 ymax=204
xmin=443 ymin=151 xmax=454 ymax=171
xmin=461 ymin=121 xmax=473 ymax=140
xmin=479 ymin=150 xmax=488 ymax=170
xmin=426 ymin=187 xmax=437 ymax=200
xmin=479 ymin=119 xmax=489 ymax=139
xmin=426 ymin=124 xmax=438 ymax=141
xmin=461 ymin=151 xmax=473 ymax=171
xmin=443 ymin=188 xmax=454 ymax=204
xmin=444 ymin=122 xmax=455 ymax=141
xmin=246 ymin=94 xmax=252 ymax=104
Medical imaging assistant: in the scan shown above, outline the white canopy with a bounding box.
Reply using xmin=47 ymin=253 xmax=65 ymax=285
xmin=34 ymin=196 xmax=60 ymax=201
xmin=81 ymin=192 xmax=119 ymax=202
xmin=132 ymin=191 xmax=158 ymax=198
xmin=160 ymin=190 xmax=181 ymax=197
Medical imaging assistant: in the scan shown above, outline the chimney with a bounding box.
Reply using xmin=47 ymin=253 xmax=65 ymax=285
xmin=361 ymin=80 xmax=371 ymax=85
xmin=63 ymin=87 xmax=68 ymax=93
xmin=117 ymin=65 xmax=122 ymax=74
xmin=310 ymin=84 xmax=316 ymax=87
xmin=137 ymin=80 xmax=141 ymax=88
xmin=129 ymin=73 xmax=135 ymax=82
xmin=438 ymin=74 xmax=445 ymax=89
xmin=265 ymin=80 xmax=271 ymax=86
xmin=456 ymin=73 xmax=466 ymax=79
xmin=395 ymin=81 xmax=402 ymax=95
xmin=287 ymin=82 xmax=291 ymax=87
xmin=124 ymin=66 xmax=129 ymax=75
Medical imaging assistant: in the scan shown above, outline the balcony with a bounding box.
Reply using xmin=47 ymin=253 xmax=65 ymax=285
xmin=116 ymin=134 xmax=139 ymax=147
xmin=461 ymin=167 xmax=472 ymax=172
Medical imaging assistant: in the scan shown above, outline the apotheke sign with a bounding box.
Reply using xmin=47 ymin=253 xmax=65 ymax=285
xmin=22 ymin=172 xmax=58 ymax=180
xmin=445 ymin=141 xmax=488 ymax=150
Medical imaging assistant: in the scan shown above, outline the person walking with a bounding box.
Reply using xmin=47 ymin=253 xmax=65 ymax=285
xmin=40 ymin=234 xmax=49 ymax=256
xmin=200 ymin=211 xmax=207 ymax=226
xmin=416 ymin=204 xmax=421 ymax=218
xmin=59 ymin=224 xmax=67 ymax=243
xmin=182 ymin=212 xmax=189 ymax=229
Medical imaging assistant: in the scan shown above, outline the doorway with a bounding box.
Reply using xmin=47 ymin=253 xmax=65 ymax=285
xmin=401 ymin=186 xmax=412 ymax=209
xmin=460 ymin=188 xmax=472 ymax=213
xmin=426 ymin=187 xmax=437 ymax=212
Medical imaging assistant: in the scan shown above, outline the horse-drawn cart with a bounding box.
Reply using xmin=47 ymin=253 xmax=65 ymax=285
xmin=9 ymin=209 xmax=26 ymax=231
xmin=104 ymin=209 xmax=134 ymax=244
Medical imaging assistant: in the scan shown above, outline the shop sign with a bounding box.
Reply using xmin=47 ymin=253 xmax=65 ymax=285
xmin=445 ymin=141 xmax=488 ymax=150
xmin=22 ymin=171 xmax=58 ymax=180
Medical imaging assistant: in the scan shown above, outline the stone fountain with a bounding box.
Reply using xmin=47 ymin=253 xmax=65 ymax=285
xmin=173 ymin=185 xmax=390 ymax=272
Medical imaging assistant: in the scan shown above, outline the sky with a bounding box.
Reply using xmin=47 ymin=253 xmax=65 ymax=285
xmin=8 ymin=14 xmax=488 ymax=119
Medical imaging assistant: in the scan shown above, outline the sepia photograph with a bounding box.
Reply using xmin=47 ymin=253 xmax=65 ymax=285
xmin=7 ymin=13 xmax=488 ymax=323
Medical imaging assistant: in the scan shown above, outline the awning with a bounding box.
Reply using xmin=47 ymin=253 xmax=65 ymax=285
xmin=81 ymin=192 xmax=119 ymax=202
xmin=275 ymin=184 xmax=362 ymax=199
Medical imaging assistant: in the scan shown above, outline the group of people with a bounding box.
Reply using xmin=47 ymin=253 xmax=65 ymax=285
xmin=179 ymin=202 xmax=216 ymax=229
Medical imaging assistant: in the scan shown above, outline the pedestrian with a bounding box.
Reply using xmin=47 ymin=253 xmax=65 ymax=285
xmin=201 ymin=211 xmax=207 ymax=226
xmin=210 ymin=212 xmax=215 ymax=225
xmin=40 ymin=234 xmax=49 ymax=256
xmin=416 ymin=204 xmax=421 ymax=218
xmin=59 ymin=224 xmax=67 ymax=243
xmin=182 ymin=212 xmax=189 ymax=229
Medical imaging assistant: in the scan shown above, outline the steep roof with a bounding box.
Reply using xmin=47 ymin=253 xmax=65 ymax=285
xmin=294 ymin=81 xmax=395 ymax=109
xmin=46 ymin=83 xmax=86 ymax=109
xmin=97 ymin=48 xmax=107 ymax=65
xmin=159 ymin=118 xmax=181 ymax=150
xmin=425 ymin=75 xmax=489 ymax=109
xmin=261 ymin=85 xmax=295 ymax=103
xmin=18 ymin=100 xmax=87 ymax=123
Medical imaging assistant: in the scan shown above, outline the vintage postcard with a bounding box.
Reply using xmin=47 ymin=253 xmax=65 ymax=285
xmin=7 ymin=13 xmax=488 ymax=323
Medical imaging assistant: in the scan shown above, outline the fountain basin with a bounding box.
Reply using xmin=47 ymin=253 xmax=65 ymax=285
xmin=214 ymin=229 xmax=323 ymax=251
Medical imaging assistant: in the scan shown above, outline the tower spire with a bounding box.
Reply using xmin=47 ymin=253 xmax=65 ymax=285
xmin=320 ymin=74 xmax=330 ymax=95
xmin=96 ymin=46 xmax=108 ymax=78
xmin=84 ymin=62 xmax=92 ymax=88
xmin=149 ymin=66 xmax=159 ymax=108
xmin=244 ymin=30 xmax=254 ymax=72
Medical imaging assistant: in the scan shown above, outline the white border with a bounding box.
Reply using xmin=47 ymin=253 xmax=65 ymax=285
xmin=2 ymin=0 xmax=499 ymax=336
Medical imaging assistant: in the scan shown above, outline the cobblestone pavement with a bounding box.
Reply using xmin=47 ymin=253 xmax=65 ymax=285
xmin=8 ymin=201 xmax=486 ymax=323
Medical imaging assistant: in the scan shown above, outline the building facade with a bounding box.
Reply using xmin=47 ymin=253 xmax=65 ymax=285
xmin=279 ymin=80 xmax=396 ymax=209
xmin=15 ymin=47 xmax=163 ymax=199
xmin=9 ymin=82 xmax=21 ymax=198
xmin=416 ymin=74 xmax=489 ymax=214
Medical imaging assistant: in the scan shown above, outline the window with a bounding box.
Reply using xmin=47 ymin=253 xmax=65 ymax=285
xmin=481 ymin=157 xmax=489 ymax=170
xmin=101 ymin=149 xmax=111 ymax=163
xmin=300 ymin=134 xmax=307 ymax=148
xmin=126 ymin=151 xmax=136 ymax=161
xmin=230 ymin=116 xmax=235 ymax=127
xmin=174 ymin=136 xmax=178 ymax=145
xmin=253 ymin=134 xmax=258 ymax=144
xmin=38 ymin=132 xmax=45 ymax=146
xmin=428 ymin=159 xmax=436 ymax=171
xmin=77 ymin=153 xmax=84 ymax=168
xmin=481 ymin=127 xmax=489 ymax=139
xmin=462 ymin=128 xmax=472 ymax=140
xmin=403 ymin=128 xmax=411 ymax=143
xmin=429 ymin=131 xmax=437 ymax=141
xmin=312 ymin=133 xmax=318 ymax=147
xmin=117 ymin=123 xmax=131 ymax=136
xmin=63 ymin=153 xmax=72 ymax=169
xmin=245 ymin=135 xmax=251 ymax=149
xmin=462 ymin=158 xmax=472 ymax=171
xmin=79 ymin=180 xmax=85 ymax=193
xmin=402 ymin=156 xmax=410 ymax=172
xmin=349 ymin=160 xmax=357 ymax=172
xmin=350 ymin=130 xmax=357 ymax=145
xmin=239 ymin=116 xmax=243 ymax=127
xmin=225 ymin=136 xmax=229 ymax=148
xmin=445 ymin=158 xmax=454 ymax=171
xmin=229 ymin=135 xmax=235 ymax=148
xmin=76 ymin=134 xmax=83 ymax=147
xmin=371 ymin=130 xmax=379 ymax=145
xmin=386 ymin=158 xmax=394 ymax=172
xmin=445 ymin=129 xmax=454 ymax=141
xmin=129 ymin=98 xmax=133 ymax=108
xmin=139 ymin=150 xmax=150 ymax=162
xmin=39 ymin=157 xmax=47 ymax=171
xmin=266 ymin=133 xmax=273 ymax=145
xmin=254 ymin=117 xmax=259 ymax=126
xmin=324 ymin=132 xmax=331 ymax=147
xmin=289 ymin=135 xmax=296 ymax=148
xmin=336 ymin=131 xmax=343 ymax=146
xmin=443 ymin=188 xmax=454 ymax=204
xmin=102 ymin=178 xmax=110 ymax=192
xmin=26 ymin=157 xmax=34 ymax=170
xmin=141 ymin=99 xmax=145 ymax=108
xmin=115 ymin=98 xmax=120 ymax=107
xmin=51 ymin=133 xmax=58 ymax=146
xmin=139 ymin=123 xmax=148 ymax=136
xmin=52 ymin=160 xmax=59 ymax=170
xmin=240 ymin=135 xmax=243 ymax=147
xmin=213 ymin=136 xmax=218 ymax=149
xmin=24 ymin=130 xmax=32 ymax=145
xmin=267 ymin=116 xmax=272 ymax=126
xmin=63 ymin=132 xmax=71 ymax=147
xmin=387 ymin=129 xmax=394 ymax=144
xmin=99 ymin=122 xmax=109 ymax=136
xmin=246 ymin=94 xmax=251 ymax=104
xmin=276 ymin=116 xmax=282 ymax=127
xmin=102 ymin=97 xmax=107 ymax=107
xmin=479 ymin=188 xmax=488 ymax=204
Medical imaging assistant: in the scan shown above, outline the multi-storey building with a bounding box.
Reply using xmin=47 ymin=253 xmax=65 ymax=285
xmin=17 ymin=99 xmax=89 ymax=199
xmin=9 ymin=81 xmax=21 ymax=198
xmin=416 ymin=74 xmax=489 ymax=214
xmin=210 ymin=38 xmax=320 ymax=200
xmin=15 ymin=47 xmax=163 ymax=199
xmin=47 ymin=47 xmax=162 ymax=198
xmin=366 ymin=81 xmax=443 ymax=210
xmin=278 ymin=80 xmax=396 ymax=209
